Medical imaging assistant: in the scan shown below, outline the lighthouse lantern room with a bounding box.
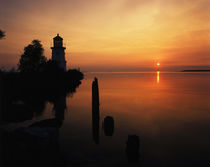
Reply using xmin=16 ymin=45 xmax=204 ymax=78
xmin=51 ymin=34 xmax=66 ymax=71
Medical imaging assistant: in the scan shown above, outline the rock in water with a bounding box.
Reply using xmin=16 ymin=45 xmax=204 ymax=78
xmin=103 ymin=116 xmax=114 ymax=136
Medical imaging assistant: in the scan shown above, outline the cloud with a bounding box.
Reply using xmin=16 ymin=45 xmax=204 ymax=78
xmin=122 ymin=0 xmax=155 ymax=10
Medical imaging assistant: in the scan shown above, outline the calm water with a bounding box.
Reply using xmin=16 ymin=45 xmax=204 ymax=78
xmin=1 ymin=72 xmax=210 ymax=166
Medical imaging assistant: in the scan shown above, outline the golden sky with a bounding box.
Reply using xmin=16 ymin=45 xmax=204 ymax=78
xmin=0 ymin=0 xmax=210 ymax=71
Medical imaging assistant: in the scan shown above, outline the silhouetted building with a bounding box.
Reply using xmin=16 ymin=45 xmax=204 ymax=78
xmin=102 ymin=116 xmax=114 ymax=136
xmin=51 ymin=34 xmax=66 ymax=71
xmin=92 ymin=78 xmax=100 ymax=144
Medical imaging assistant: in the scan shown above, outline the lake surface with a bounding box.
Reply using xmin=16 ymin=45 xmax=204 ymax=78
xmin=1 ymin=72 xmax=210 ymax=166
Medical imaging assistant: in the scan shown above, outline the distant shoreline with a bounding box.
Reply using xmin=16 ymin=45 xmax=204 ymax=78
xmin=182 ymin=70 xmax=210 ymax=72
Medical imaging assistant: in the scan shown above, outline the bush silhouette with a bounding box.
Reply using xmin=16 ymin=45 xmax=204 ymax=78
xmin=40 ymin=60 xmax=63 ymax=73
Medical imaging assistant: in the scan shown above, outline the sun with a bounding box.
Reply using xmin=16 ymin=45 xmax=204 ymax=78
xmin=157 ymin=62 xmax=160 ymax=67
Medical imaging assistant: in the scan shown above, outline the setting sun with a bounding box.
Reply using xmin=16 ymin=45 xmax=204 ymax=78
xmin=157 ymin=62 xmax=160 ymax=67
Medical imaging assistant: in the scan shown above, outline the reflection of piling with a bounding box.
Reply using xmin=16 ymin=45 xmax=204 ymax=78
xmin=126 ymin=135 xmax=140 ymax=164
xmin=92 ymin=77 xmax=100 ymax=144
xmin=0 ymin=74 xmax=2 ymax=123
xmin=0 ymin=75 xmax=2 ymax=166
xmin=103 ymin=116 xmax=114 ymax=136
xmin=0 ymin=74 xmax=3 ymax=124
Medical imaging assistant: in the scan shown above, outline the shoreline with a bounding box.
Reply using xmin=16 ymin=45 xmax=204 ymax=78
xmin=181 ymin=70 xmax=210 ymax=72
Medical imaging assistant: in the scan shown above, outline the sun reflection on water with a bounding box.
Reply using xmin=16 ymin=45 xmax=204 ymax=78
xmin=157 ymin=71 xmax=160 ymax=84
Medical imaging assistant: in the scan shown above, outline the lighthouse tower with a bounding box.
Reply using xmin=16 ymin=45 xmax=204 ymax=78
xmin=51 ymin=34 xmax=66 ymax=71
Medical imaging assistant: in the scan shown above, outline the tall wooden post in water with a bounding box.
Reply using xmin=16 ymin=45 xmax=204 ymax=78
xmin=92 ymin=77 xmax=100 ymax=144
xmin=92 ymin=77 xmax=99 ymax=112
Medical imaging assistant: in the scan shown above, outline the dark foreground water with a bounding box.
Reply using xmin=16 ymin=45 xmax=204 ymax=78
xmin=1 ymin=72 xmax=210 ymax=166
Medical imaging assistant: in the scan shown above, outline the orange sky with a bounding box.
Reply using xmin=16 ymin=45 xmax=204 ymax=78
xmin=0 ymin=0 xmax=210 ymax=71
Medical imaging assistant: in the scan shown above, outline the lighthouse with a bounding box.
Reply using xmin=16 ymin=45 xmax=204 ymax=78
xmin=51 ymin=34 xmax=66 ymax=71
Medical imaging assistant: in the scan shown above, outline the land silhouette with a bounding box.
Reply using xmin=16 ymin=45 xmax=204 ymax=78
xmin=182 ymin=70 xmax=210 ymax=72
xmin=0 ymin=39 xmax=83 ymax=88
xmin=0 ymin=38 xmax=83 ymax=167
xmin=0 ymin=38 xmax=83 ymax=122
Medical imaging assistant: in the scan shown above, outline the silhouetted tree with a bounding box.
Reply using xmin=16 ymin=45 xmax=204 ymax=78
xmin=0 ymin=29 xmax=5 ymax=39
xmin=18 ymin=40 xmax=47 ymax=72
